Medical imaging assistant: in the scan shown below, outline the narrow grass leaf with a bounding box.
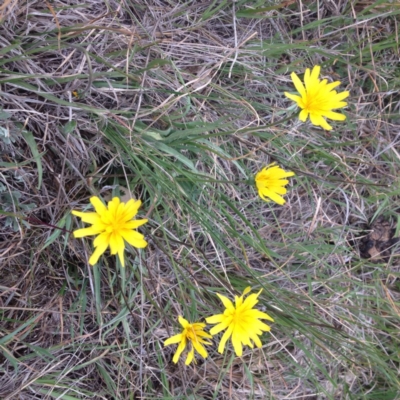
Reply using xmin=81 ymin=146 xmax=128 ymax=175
xmin=21 ymin=129 xmax=42 ymax=189
xmin=41 ymin=212 xmax=68 ymax=251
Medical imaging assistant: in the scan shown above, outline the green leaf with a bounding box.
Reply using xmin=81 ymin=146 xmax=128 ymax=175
xmin=141 ymin=58 xmax=172 ymax=71
xmin=37 ymin=388 xmax=82 ymax=400
xmin=0 ymin=110 xmax=11 ymax=119
xmin=0 ymin=313 xmax=41 ymax=346
xmin=62 ymin=120 xmax=77 ymax=134
xmin=0 ymin=345 xmax=19 ymax=371
xmin=237 ymin=6 xmax=287 ymax=18
xmin=21 ymin=129 xmax=43 ymax=189
xmin=41 ymin=213 xmax=68 ymax=251
xmin=24 ymin=344 xmax=56 ymax=362
xmin=153 ymin=142 xmax=195 ymax=171
xmin=93 ymin=263 xmax=103 ymax=327
xmin=365 ymin=391 xmax=399 ymax=400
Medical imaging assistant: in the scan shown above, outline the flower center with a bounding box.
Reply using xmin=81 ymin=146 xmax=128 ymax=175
xmin=186 ymin=326 xmax=198 ymax=342
xmin=225 ymin=308 xmax=243 ymax=326
xmin=304 ymin=94 xmax=317 ymax=112
xmin=257 ymin=174 xmax=270 ymax=184
xmin=235 ymin=309 xmax=244 ymax=321
xmin=106 ymin=220 xmax=123 ymax=233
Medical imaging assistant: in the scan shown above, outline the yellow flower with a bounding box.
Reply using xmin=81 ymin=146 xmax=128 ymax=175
xmin=255 ymin=163 xmax=295 ymax=205
xmin=72 ymin=196 xmax=148 ymax=267
xmin=206 ymin=287 xmax=274 ymax=357
xmin=285 ymin=65 xmax=349 ymax=130
xmin=164 ymin=316 xmax=212 ymax=365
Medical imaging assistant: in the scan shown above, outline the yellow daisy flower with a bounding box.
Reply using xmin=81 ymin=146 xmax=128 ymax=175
xmin=72 ymin=196 xmax=148 ymax=267
xmin=164 ymin=316 xmax=212 ymax=365
xmin=285 ymin=65 xmax=349 ymax=130
xmin=255 ymin=163 xmax=295 ymax=205
xmin=206 ymin=287 xmax=274 ymax=357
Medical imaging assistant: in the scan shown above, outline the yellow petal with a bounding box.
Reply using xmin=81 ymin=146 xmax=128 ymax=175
xmin=243 ymin=287 xmax=252 ymax=296
xmin=234 ymin=294 xmax=244 ymax=308
xmin=322 ymin=111 xmax=346 ymax=121
xmin=120 ymin=230 xmax=148 ymax=249
xmin=236 ymin=322 xmax=253 ymax=347
xmin=290 ymin=72 xmax=306 ymax=98
xmin=258 ymin=188 xmax=286 ymax=205
xmin=245 ymin=309 xmax=275 ymax=322
xmin=284 ymin=92 xmax=302 ymax=105
xmin=333 ymin=90 xmax=349 ymax=101
xmin=192 ymin=322 xmax=207 ymax=330
xmin=310 ymin=113 xmax=332 ymax=130
xmin=242 ymin=292 xmax=261 ymax=310
xmin=71 ymin=211 xmax=101 ymax=225
xmin=116 ymin=202 xmax=126 ymax=221
xmin=195 ymin=330 xmax=213 ymax=339
xmin=164 ymin=333 xmax=183 ymax=346
xmin=99 ymin=209 xmax=112 ymax=225
xmin=324 ymin=80 xmax=341 ymax=92
xmin=299 ymin=109 xmax=309 ymax=122
xmin=73 ymin=226 xmax=103 ymax=238
xmin=218 ymin=324 xmax=234 ymax=354
xmin=310 ymin=65 xmax=321 ymax=81
xmin=192 ymin=340 xmax=208 ymax=359
xmin=109 ymin=232 xmax=125 ymax=256
xmin=90 ymin=196 xmax=107 ymax=215
xmin=231 ymin=331 xmax=243 ymax=357
xmin=216 ymin=293 xmax=234 ymax=310
xmin=172 ymin=338 xmax=186 ymax=364
xmin=303 ymin=67 xmax=312 ymax=87
xmin=88 ymin=240 xmax=109 ymax=265
xmin=270 ymin=169 xmax=295 ymax=179
xmin=249 ymin=331 xmax=263 ymax=348
xmin=122 ymin=219 xmax=148 ymax=230
xmin=121 ymin=199 xmax=142 ymax=221
xmin=209 ymin=319 xmax=231 ymax=335
xmin=266 ymin=185 xmax=287 ymax=195
xmin=206 ymin=314 xmax=224 ymax=324
xmin=93 ymin=232 xmax=111 ymax=248
xmin=117 ymin=244 xmax=125 ymax=267
xmin=185 ymin=347 xmax=195 ymax=365
xmin=178 ymin=316 xmax=189 ymax=328
xmin=255 ymin=320 xmax=272 ymax=332
xmin=107 ymin=197 xmax=120 ymax=217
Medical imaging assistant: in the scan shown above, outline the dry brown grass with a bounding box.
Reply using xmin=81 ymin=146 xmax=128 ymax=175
xmin=1 ymin=0 xmax=400 ymax=399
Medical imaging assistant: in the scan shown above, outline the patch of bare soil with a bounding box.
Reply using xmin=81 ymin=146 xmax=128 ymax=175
xmin=359 ymin=217 xmax=399 ymax=261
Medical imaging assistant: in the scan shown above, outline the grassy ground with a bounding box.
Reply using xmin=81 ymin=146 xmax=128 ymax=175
xmin=1 ymin=0 xmax=400 ymax=399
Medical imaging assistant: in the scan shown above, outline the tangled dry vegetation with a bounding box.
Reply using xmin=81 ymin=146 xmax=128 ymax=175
xmin=1 ymin=0 xmax=400 ymax=399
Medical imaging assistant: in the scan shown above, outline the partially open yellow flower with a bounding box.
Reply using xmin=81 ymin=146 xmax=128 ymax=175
xmin=72 ymin=196 xmax=148 ymax=267
xmin=285 ymin=65 xmax=349 ymax=130
xmin=164 ymin=316 xmax=212 ymax=365
xmin=206 ymin=287 xmax=274 ymax=357
xmin=255 ymin=163 xmax=295 ymax=205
